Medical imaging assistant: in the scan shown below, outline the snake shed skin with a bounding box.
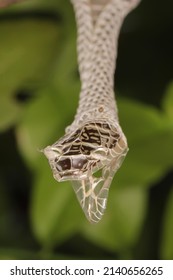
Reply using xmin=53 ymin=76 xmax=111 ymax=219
xmin=43 ymin=0 xmax=141 ymax=223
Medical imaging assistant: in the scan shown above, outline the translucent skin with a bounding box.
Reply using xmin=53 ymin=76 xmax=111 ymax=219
xmin=43 ymin=0 xmax=140 ymax=223
xmin=44 ymin=120 xmax=128 ymax=222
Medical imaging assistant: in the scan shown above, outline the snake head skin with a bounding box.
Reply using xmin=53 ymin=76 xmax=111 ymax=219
xmin=43 ymin=120 xmax=128 ymax=223
xmin=43 ymin=120 xmax=127 ymax=182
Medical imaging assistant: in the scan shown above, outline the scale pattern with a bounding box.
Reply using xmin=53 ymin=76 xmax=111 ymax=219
xmin=43 ymin=0 xmax=141 ymax=223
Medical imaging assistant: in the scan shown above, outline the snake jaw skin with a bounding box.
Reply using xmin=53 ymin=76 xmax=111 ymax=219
xmin=43 ymin=0 xmax=140 ymax=223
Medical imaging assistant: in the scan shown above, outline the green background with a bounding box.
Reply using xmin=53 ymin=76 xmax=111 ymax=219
xmin=0 ymin=0 xmax=173 ymax=260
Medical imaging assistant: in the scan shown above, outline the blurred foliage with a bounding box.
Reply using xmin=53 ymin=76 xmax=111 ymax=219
xmin=0 ymin=0 xmax=173 ymax=260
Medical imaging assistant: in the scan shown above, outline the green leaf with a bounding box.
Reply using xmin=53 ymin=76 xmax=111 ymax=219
xmin=51 ymin=33 xmax=80 ymax=107
xmin=0 ymin=0 xmax=74 ymax=20
xmin=115 ymin=98 xmax=173 ymax=188
xmin=160 ymin=186 xmax=173 ymax=259
xmin=0 ymin=92 xmax=22 ymax=132
xmin=30 ymin=159 xmax=83 ymax=247
xmin=0 ymin=19 xmax=59 ymax=131
xmin=15 ymin=88 xmax=62 ymax=167
xmin=81 ymin=187 xmax=148 ymax=252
